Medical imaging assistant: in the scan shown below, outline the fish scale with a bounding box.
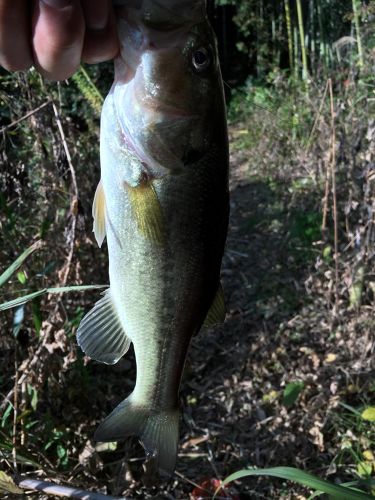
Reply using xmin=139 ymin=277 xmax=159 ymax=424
xmin=77 ymin=0 xmax=229 ymax=477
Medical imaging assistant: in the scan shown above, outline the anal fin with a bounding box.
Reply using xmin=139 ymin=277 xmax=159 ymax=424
xmin=126 ymin=180 xmax=165 ymax=245
xmin=203 ymin=283 xmax=226 ymax=328
xmin=77 ymin=290 xmax=131 ymax=365
xmin=92 ymin=179 xmax=107 ymax=248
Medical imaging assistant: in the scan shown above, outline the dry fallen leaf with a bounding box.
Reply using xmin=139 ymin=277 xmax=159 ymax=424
xmin=182 ymin=434 xmax=209 ymax=449
xmin=362 ymin=407 xmax=375 ymax=422
xmin=309 ymin=425 xmax=325 ymax=452
xmin=363 ymin=450 xmax=374 ymax=461
xmin=325 ymin=353 xmax=337 ymax=363
xmin=0 ymin=471 xmax=23 ymax=495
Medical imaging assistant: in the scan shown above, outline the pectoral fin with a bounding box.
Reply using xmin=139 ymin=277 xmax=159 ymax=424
xmin=77 ymin=289 xmax=131 ymax=365
xmin=203 ymin=283 xmax=226 ymax=328
xmin=126 ymin=180 xmax=165 ymax=245
xmin=92 ymin=180 xmax=107 ymax=248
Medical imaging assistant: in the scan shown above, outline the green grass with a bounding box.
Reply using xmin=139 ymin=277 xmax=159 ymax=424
xmin=215 ymin=466 xmax=374 ymax=499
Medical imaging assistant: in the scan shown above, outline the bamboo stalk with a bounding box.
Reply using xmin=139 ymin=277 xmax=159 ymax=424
xmin=316 ymin=0 xmax=326 ymax=72
xmin=293 ymin=26 xmax=299 ymax=79
xmin=258 ymin=0 xmax=265 ymax=79
xmin=352 ymin=0 xmax=364 ymax=68
xmin=272 ymin=17 xmax=276 ymax=65
xmin=277 ymin=7 xmax=283 ymax=68
xmin=296 ymin=0 xmax=308 ymax=80
xmin=284 ymin=0 xmax=294 ymax=72
xmin=310 ymin=0 xmax=316 ymax=73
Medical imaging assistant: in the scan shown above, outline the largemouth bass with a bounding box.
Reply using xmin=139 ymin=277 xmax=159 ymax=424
xmin=77 ymin=0 xmax=229 ymax=476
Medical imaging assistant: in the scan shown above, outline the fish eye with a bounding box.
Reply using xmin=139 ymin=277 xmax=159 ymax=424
xmin=192 ymin=47 xmax=211 ymax=72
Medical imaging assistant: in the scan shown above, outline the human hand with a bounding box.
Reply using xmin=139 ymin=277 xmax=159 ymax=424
xmin=0 ymin=0 xmax=119 ymax=81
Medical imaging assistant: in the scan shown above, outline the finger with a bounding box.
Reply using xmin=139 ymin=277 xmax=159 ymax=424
xmin=0 ymin=0 xmax=32 ymax=71
xmin=32 ymin=0 xmax=85 ymax=81
xmin=81 ymin=0 xmax=119 ymax=64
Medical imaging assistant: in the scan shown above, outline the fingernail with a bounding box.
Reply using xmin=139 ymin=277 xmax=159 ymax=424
xmin=41 ymin=0 xmax=72 ymax=8
xmin=86 ymin=18 xmax=108 ymax=32
xmin=84 ymin=8 xmax=109 ymax=32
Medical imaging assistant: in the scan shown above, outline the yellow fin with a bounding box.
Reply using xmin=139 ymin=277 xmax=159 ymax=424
xmin=92 ymin=180 xmax=106 ymax=248
xmin=204 ymin=284 xmax=226 ymax=328
xmin=126 ymin=180 xmax=165 ymax=245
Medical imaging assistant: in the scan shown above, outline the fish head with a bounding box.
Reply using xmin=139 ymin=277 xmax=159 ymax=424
xmin=112 ymin=10 xmax=224 ymax=177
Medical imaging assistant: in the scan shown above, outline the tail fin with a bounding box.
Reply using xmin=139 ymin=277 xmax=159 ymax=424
xmin=94 ymin=395 xmax=179 ymax=476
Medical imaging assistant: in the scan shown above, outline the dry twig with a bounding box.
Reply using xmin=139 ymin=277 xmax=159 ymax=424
xmin=305 ymin=80 xmax=329 ymax=153
xmin=0 ymin=100 xmax=52 ymax=135
xmin=12 ymin=351 xmax=18 ymax=472
xmin=51 ymin=100 xmax=79 ymax=288
xmin=328 ymin=78 xmax=339 ymax=314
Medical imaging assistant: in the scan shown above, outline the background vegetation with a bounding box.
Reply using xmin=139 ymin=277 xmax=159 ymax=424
xmin=0 ymin=0 xmax=374 ymax=498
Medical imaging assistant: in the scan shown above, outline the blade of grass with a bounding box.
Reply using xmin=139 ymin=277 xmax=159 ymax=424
xmin=0 ymin=444 xmax=45 ymax=470
xmin=338 ymin=401 xmax=363 ymax=418
xmin=0 ymin=241 xmax=43 ymax=288
xmin=214 ymin=467 xmax=373 ymax=499
xmin=0 ymin=285 xmax=107 ymax=311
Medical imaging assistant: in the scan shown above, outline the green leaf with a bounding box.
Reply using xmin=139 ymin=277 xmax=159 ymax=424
xmin=215 ymin=466 xmax=373 ymax=499
xmin=27 ymin=384 xmax=38 ymax=411
xmin=282 ymin=381 xmax=304 ymax=407
xmin=357 ymin=462 xmax=373 ymax=478
xmin=0 ymin=444 xmax=46 ymax=470
xmin=1 ymin=403 xmax=13 ymax=428
xmin=361 ymin=407 xmax=375 ymax=422
xmin=322 ymin=245 xmax=332 ymax=261
xmin=16 ymin=271 xmax=27 ymax=285
xmin=0 ymin=471 xmax=23 ymax=494
xmin=0 ymin=240 xmax=43 ymax=288
xmin=1 ymin=290 xmax=46 ymax=311
xmin=0 ymin=284 xmax=107 ymax=311
xmin=57 ymin=444 xmax=67 ymax=460
xmin=339 ymin=402 xmax=363 ymax=417
xmin=31 ymin=298 xmax=42 ymax=335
